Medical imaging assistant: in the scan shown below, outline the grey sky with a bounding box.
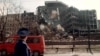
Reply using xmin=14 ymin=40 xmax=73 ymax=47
xmin=0 ymin=0 xmax=100 ymax=19
xmin=20 ymin=0 xmax=100 ymax=19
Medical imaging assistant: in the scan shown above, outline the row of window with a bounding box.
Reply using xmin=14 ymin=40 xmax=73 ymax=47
xmin=6 ymin=38 xmax=40 ymax=43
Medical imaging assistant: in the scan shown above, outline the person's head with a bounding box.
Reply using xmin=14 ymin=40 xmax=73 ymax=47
xmin=17 ymin=28 xmax=29 ymax=41
xmin=19 ymin=36 xmax=28 ymax=41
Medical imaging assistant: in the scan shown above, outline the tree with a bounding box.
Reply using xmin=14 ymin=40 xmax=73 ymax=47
xmin=0 ymin=0 xmax=23 ymax=41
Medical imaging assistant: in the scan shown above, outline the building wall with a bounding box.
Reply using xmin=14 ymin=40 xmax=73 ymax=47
xmin=37 ymin=1 xmax=98 ymax=36
xmin=0 ymin=12 xmax=35 ymax=37
xmin=79 ymin=10 xmax=97 ymax=29
xmin=61 ymin=7 xmax=79 ymax=33
xmin=97 ymin=20 xmax=100 ymax=29
xmin=37 ymin=1 xmax=68 ymax=28
xmin=78 ymin=10 xmax=97 ymax=35
xmin=0 ymin=14 xmax=20 ymax=37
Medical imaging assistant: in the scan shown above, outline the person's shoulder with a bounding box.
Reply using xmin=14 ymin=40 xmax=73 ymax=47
xmin=16 ymin=41 xmax=26 ymax=47
xmin=21 ymin=42 xmax=27 ymax=47
xmin=16 ymin=42 xmax=27 ymax=49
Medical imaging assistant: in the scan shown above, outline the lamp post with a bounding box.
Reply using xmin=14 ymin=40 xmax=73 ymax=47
xmin=87 ymin=24 xmax=93 ymax=54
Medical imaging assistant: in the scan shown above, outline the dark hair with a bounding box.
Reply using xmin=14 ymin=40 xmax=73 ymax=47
xmin=20 ymin=36 xmax=26 ymax=39
xmin=17 ymin=28 xmax=29 ymax=36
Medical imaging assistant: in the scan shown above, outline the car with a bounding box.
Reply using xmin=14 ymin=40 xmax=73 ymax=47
xmin=0 ymin=41 xmax=4 ymax=56
xmin=3 ymin=35 xmax=45 ymax=56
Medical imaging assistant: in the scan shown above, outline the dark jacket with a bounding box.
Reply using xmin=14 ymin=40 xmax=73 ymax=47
xmin=14 ymin=40 xmax=31 ymax=56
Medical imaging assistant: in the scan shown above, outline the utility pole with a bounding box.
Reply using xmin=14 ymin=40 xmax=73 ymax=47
xmin=87 ymin=25 xmax=93 ymax=54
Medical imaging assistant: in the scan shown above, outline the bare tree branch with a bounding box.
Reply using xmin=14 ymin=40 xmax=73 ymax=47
xmin=0 ymin=0 xmax=23 ymax=41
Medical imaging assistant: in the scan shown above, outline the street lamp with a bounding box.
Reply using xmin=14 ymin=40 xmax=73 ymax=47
xmin=87 ymin=24 xmax=93 ymax=54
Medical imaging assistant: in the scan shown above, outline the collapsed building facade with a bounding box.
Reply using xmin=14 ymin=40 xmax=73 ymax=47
xmin=37 ymin=1 xmax=68 ymax=28
xmin=0 ymin=1 xmax=98 ymax=41
xmin=37 ymin=1 xmax=98 ymax=37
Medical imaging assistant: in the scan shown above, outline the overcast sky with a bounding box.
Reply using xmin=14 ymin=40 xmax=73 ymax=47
xmin=0 ymin=0 xmax=100 ymax=19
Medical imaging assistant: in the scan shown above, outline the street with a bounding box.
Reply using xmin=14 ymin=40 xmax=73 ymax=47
xmin=44 ymin=53 xmax=100 ymax=56
xmin=44 ymin=48 xmax=100 ymax=56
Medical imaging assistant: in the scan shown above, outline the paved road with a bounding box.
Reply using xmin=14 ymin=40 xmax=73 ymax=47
xmin=44 ymin=48 xmax=100 ymax=56
xmin=44 ymin=53 xmax=100 ymax=56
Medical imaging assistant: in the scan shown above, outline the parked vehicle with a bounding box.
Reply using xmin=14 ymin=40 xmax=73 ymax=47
xmin=3 ymin=35 xmax=45 ymax=56
xmin=0 ymin=41 xmax=4 ymax=56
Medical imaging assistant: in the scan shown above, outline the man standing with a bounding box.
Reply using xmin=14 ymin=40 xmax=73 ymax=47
xmin=14 ymin=28 xmax=31 ymax=56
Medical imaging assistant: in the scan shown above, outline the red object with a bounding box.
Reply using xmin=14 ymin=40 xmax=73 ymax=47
xmin=0 ymin=41 xmax=5 ymax=56
xmin=3 ymin=35 xmax=45 ymax=56
xmin=0 ymin=42 xmax=4 ymax=50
